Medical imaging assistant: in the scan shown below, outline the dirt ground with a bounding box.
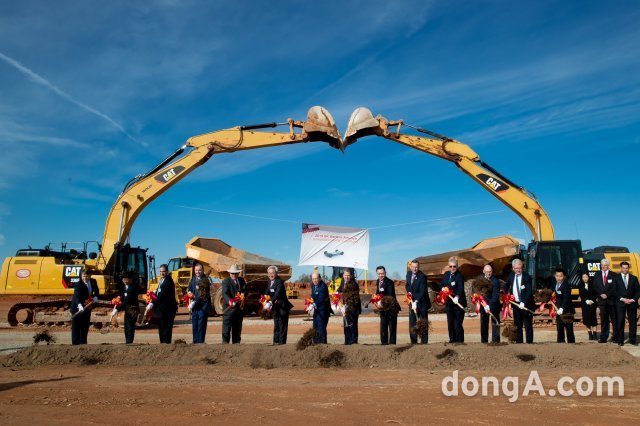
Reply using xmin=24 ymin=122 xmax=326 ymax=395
xmin=1 ymin=325 xmax=639 ymax=424
xmin=1 ymin=295 xmax=640 ymax=425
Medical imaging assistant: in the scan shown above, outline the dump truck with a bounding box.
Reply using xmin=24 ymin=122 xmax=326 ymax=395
xmin=148 ymin=236 xmax=292 ymax=315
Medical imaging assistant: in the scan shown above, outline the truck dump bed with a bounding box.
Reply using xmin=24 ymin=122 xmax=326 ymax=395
xmin=413 ymin=235 xmax=522 ymax=283
xmin=185 ymin=237 xmax=292 ymax=283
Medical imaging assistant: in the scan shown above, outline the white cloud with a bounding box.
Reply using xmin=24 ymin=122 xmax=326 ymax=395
xmin=0 ymin=51 xmax=144 ymax=147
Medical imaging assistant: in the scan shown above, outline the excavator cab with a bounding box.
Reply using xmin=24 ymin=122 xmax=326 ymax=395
xmin=113 ymin=244 xmax=148 ymax=294
xmin=526 ymin=240 xmax=584 ymax=297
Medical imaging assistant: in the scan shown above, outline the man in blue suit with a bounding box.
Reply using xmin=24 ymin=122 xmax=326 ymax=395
xmin=505 ymin=258 xmax=535 ymax=343
xmin=187 ymin=263 xmax=211 ymax=344
xmin=376 ymin=266 xmax=398 ymax=345
xmin=310 ymin=272 xmax=330 ymax=344
xmin=406 ymin=260 xmax=430 ymax=344
xmin=70 ymin=270 xmax=99 ymax=345
xmin=441 ymin=257 xmax=466 ymax=343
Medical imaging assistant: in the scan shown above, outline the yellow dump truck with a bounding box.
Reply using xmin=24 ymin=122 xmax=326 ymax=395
xmin=148 ymin=237 xmax=292 ymax=315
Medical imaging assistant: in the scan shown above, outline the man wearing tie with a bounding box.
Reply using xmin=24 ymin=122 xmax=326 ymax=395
xmin=506 ymin=258 xmax=534 ymax=344
xmin=376 ymin=265 xmax=398 ymax=345
xmin=480 ymin=265 xmax=501 ymax=344
xmin=222 ymin=264 xmax=247 ymax=344
xmin=187 ymin=263 xmax=212 ymax=344
xmin=554 ymin=268 xmax=575 ymax=343
xmin=70 ymin=270 xmax=99 ymax=345
xmin=593 ymin=259 xmax=618 ymax=343
xmin=113 ymin=271 xmax=139 ymax=344
xmin=266 ymin=265 xmax=293 ymax=345
xmin=614 ymin=261 xmax=639 ymax=346
xmin=310 ymin=272 xmax=330 ymax=344
xmin=441 ymin=257 xmax=466 ymax=343
xmin=154 ymin=264 xmax=178 ymax=344
xmin=337 ymin=268 xmax=361 ymax=345
xmin=406 ymin=260 xmax=430 ymax=344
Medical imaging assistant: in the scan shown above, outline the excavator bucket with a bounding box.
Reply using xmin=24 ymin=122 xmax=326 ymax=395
xmin=303 ymin=106 xmax=343 ymax=150
xmin=344 ymin=107 xmax=380 ymax=147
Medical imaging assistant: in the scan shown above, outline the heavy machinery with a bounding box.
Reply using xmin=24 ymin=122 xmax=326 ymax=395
xmin=412 ymin=235 xmax=523 ymax=285
xmin=0 ymin=106 xmax=342 ymax=326
xmin=148 ymin=236 xmax=292 ymax=315
xmin=342 ymin=107 xmax=640 ymax=298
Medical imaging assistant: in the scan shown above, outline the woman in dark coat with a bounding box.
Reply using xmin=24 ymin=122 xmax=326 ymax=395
xmin=579 ymin=272 xmax=598 ymax=340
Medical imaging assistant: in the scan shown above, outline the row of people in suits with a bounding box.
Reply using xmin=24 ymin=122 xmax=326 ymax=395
xmin=71 ymin=267 xmax=178 ymax=345
xmin=219 ymin=264 xmax=294 ymax=345
xmin=589 ymin=260 xmax=639 ymax=345
xmin=73 ymin=259 xmax=639 ymax=347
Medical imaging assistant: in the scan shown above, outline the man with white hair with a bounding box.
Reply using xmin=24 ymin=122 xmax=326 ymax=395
xmin=505 ymin=258 xmax=534 ymax=343
xmin=593 ymin=258 xmax=618 ymax=343
xmin=265 ymin=265 xmax=293 ymax=344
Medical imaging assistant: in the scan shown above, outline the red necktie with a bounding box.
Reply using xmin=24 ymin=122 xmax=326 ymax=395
xmin=603 ymin=272 xmax=607 ymax=286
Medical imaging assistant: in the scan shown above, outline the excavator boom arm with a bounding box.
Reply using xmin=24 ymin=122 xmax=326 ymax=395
xmin=344 ymin=108 xmax=554 ymax=241
xmin=98 ymin=108 xmax=342 ymax=272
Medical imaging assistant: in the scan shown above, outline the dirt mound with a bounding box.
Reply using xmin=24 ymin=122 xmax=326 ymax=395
xmin=2 ymin=343 xmax=637 ymax=370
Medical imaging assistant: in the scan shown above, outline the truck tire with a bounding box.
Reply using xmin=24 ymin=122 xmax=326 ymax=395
xmin=212 ymin=286 xmax=224 ymax=315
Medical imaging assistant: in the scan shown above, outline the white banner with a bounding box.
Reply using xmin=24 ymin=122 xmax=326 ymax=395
xmin=298 ymin=223 xmax=369 ymax=270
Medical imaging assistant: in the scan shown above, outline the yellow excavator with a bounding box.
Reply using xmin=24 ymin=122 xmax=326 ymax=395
xmin=0 ymin=107 xmax=343 ymax=326
xmin=342 ymin=107 xmax=640 ymax=295
xmin=2 ymin=104 xmax=636 ymax=327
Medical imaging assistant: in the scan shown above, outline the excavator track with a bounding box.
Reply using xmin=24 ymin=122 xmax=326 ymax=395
xmin=7 ymin=299 xmax=114 ymax=327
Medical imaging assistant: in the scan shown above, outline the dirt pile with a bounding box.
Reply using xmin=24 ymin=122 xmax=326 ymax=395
xmin=2 ymin=343 xmax=636 ymax=370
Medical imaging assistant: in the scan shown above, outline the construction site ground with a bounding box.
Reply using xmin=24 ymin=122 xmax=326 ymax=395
xmin=1 ymin=296 xmax=639 ymax=425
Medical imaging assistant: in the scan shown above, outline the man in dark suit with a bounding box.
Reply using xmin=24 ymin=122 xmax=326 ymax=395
xmin=593 ymin=258 xmax=618 ymax=343
xmin=154 ymin=264 xmax=178 ymax=344
xmin=479 ymin=264 xmax=501 ymax=344
xmin=266 ymin=265 xmax=293 ymax=344
xmin=614 ymin=261 xmax=639 ymax=346
xmin=375 ymin=265 xmax=398 ymax=345
xmin=554 ymin=268 xmax=575 ymax=343
xmin=406 ymin=260 xmax=430 ymax=344
xmin=222 ymin=264 xmax=247 ymax=344
xmin=310 ymin=272 xmax=330 ymax=344
xmin=187 ymin=263 xmax=211 ymax=344
xmin=113 ymin=271 xmax=139 ymax=344
xmin=505 ymin=258 xmax=534 ymax=343
xmin=441 ymin=257 xmax=467 ymax=343
xmin=70 ymin=270 xmax=99 ymax=345
xmin=337 ymin=268 xmax=361 ymax=345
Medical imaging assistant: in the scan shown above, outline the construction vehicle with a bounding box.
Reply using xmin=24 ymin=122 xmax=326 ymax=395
xmin=342 ymin=107 xmax=640 ymax=299
xmin=0 ymin=106 xmax=343 ymax=326
xmin=148 ymin=236 xmax=292 ymax=314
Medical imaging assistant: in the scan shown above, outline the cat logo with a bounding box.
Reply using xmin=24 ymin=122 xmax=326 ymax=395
xmin=65 ymin=266 xmax=82 ymax=277
xmin=587 ymin=262 xmax=601 ymax=272
xmin=62 ymin=266 xmax=84 ymax=289
xmin=476 ymin=173 xmax=509 ymax=193
xmin=154 ymin=165 xmax=185 ymax=184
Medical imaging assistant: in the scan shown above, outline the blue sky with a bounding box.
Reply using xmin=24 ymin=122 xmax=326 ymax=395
xmin=1 ymin=0 xmax=639 ymax=280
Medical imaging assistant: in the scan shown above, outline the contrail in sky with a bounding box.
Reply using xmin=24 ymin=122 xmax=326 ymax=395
xmin=0 ymin=51 xmax=145 ymax=147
